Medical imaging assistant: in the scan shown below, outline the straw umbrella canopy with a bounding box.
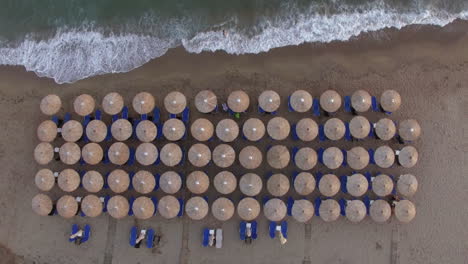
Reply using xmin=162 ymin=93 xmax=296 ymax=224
xmin=294 ymin=147 xmax=317 ymax=170
xmin=375 ymin=118 xmax=396 ymax=140
xmin=81 ymin=195 xmax=103 ymax=218
xmin=107 ymin=169 xmax=130 ymax=193
xmin=370 ymin=200 xmax=391 ymax=223
xmin=319 ymin=174 xmax=340 ymax=197
xmin=216 ymin=119 xmax=239 ymax=142
xmin=289 ymin=90 xmax=312 ymax=112
xmin=292 ymin=199 xmax=314 ymax=223
xmin=347 ymin=174 xmax=368 ymax=197
xmin=258 ymin=90 xmax=280 ymax=112
xmin=324 ymin=118 xmax=345 ymax=140
xmin=111 ymin=119 xmax=133 ymax=141
xmin=37 ymin=120 xmax=58 ymax=142
xmin=294 ymin=172 xmax=315 ymax=195
xmin=58 ymin=169 xmax=80 ymax=192
xmin=57 ymin=195 xmax=78 ymax=219
xmin=320 ymin=90 xmax=341 ymax=113
xmin=40 ymin=94 xmax=61 ymax=115
xmin=212 ymin=144 xmax=235 ymax=168
xmin=267 ymin=173 xmax=290 ymax=197
xmin=190 ymin=118 xmax=214 ymax=141
xmin=61 ymin=120 xmax=83 ymax=142
xmin=347 ymin=146 xmax=370 ymax=170
xmin=160 ymin=143 xmax=182 ymax=166
xmin=195 ymin=90 xmax=217 ymax=113
xmin=214 ymin=171 xmax=237 ymax=195
xmin=163 ymin=118 xmax=186 ymax=141
xmin=239 ymin=173 xmax=263 ymax=196
xmin=319 ymin=199 xmax=340 ymax=222
xmin=267 ymin=145 xmax=290 ymax=169
xmin=159 ymin=171 xmax=182 ymax=194
xmin=212 ymin=197 xmax=235 ymax=221
xmin=227 ymin=90 xmax=250 ymax=112
xmin=102 ymin=92 xmax=124 ymax=115
xmin=82 ymin=170 xmax=104 ymax=193
xmin=239 ymin=146 xmax=262 ymax=169
xmin=398 ymin=146 xmax=418 ymax=168
xmin=185 ymin=197 xmax=209 ymax=220
xmin=351 ymin=90 xmax=372 ymax=112
xmin=136 ymin=120 xmax=157 ymax=142
xmin=158 ymin=195 xmax=180 ymax=219
xmin=397 ymin=174 xmax=418 ymax=197
xmin=323 ymin=147 xmax=344 ymax=169
xmin=132 ymin=196 xmax=155 ymax=220
xmin=349 ymin=116 xmax=371 ymax=139
xmin=242 ymin=118 xmax=265 ymax=141
xmin=372 ymin=174 xmax=394 ymax=197
xmin=74 ymin=94 xmax=95 ymax=116
xmin=108 ymin=142 xmax=130 ymax=165
xmin=394 ymin=200 xmax=416 ymax=223
xmin=132 ymin=92 xmax=155 ymax=114
xmin=264 ymin=198 xmax=287 ymax=222
xmin=188 ymin=143 xmax=211 ymax=167
xmin=59 ymin=142 xmax=81 ymax=165
xmin=82 ymin=143 xmax=103 ymax=165
xmin=187 ymin=171 xmax=210 ymax=194
xmin=86 ymin=120 xmax=107 ymax=142
xmin=132 ymin=170 xmax=156 ymax=194
xmin=34 ymin=142 xmax=54 ymax=165
xmin=267 ymin=117 xmax=290 ymax=140
xmin=107 ymin=195 xmax=129 ymax=219
xmin=35 ymin=169 xmax=55 ymax=191
xmin=295 ymin=118 xmax=318 ymax=141
xmin=136 ymin=143 xmax=158 ymax=166
xmin=380 ymin=90 xmax=401 ymax=112
xmin=399 ymin=119 xmax=421 ymax=141
xmin=237 ymin=197 xmax=261 ymax=221
xmin=164 ymin=91 xmax=187 ymax=114
xmin=345 ymin=200 xmax=366 ymax=223
xmin=374 ymin=145 xmax=395 ymax=168
xmin=32 ymin=193 xmax=53 ymax=216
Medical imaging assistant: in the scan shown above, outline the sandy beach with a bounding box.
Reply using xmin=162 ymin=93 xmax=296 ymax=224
xmin=0 ymin=20 xmax=467 ymax=264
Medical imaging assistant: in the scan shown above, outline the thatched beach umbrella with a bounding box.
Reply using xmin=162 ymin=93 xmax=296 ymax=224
xmin=190 ymin=118 xmax=214 ymax=142
xmin=214 ymin=171 xmax=237 ymax=195
xmin=258 ymin=90 xmax=280 ymax=112
xmin=323 ymin=147 xmax=343 ymax=169
xmin=107 ymin=169 xmax=130 ymax=193
xmin=158 ymin=195 xmax=180 ymax=219
xmin=136 ymin=143 xmax=158 ymax=166
xmin=132 ymin=92 xmax=155 ymax=114
xmin=267 ymin=145 xmax=290 ymax=169
xmin=294 ymin=172 xmax=315 ymax=195
xmin=295 ymin=118 xmax=318 ymax=141
xmin=292 ymin=199 xmax=314 ymax=223
xmin=228 ymin=90 xmax=250 ymax=113
xmin=160 ymin=143 xmax=182 ymax=167
xmin=289 ymin=90 xmax=312 ymax=112
xmin=267 ymin=173 xmax=290 ymax=197
xmin=32 ymin=193 xmax=53 ymax=216
xmin=351 ymin=90 xmax=371 ymax=112
xmin=267 ymin=117 xmax=290 ymax=140
xmin=164 ymin=91 xmax=187 ymax=114
xmin=159 ymin=171 xmax=182 ymax=194
xmin=345 ymin=200 xmax=366 ymax=223
xmin=186 ymin=171 xmax=210 ymax=194
xmin=370 ymin=200 xmax=391 ymax=223
xmin=59 ymin=142 xmax=81 ymax=165
xmin=61 ymin=120 xmax=83 ymax=142
xmin=195 ymin=90 xmax=217 ymax=113
xmin=40 ymin=94 xmax=61 ymax=115
xmin=397 ymin=174 xmax=418 ymax=197
xmin=58 ymin=169 xmax=80 ymax=192
xmin=212 ymin=144 xmax=235 ymax=168
xmin=102 ymin=92 xmax=124 ymax=115
xmin=399 ymin=119 xmax=421 ymax=141
xmin=188 ymin=143 xmax=211 ymax=167
xmin=237 ymin=197 xmax=260 ymax=221
xmin=372 ymin=174 xmax=394 ymax=197
xmin=347 ymin=146 xmax=369 ymax=170
xmin=185 ymin=196 xmax=209 ymax=220
xmin=37 ymin=120 xmax=58 ymax=142
xmin=375 ymin=118 xmax=396 ymax=140
xmin=81 ymin=195 xmax=103 ymax=218
xmin=324 ymin=118 xmax=345 ymax=140
xmin=394 ymin=200 xmax=416 ymax=223
xmin=163 ymin=118 xmax=186 ymax=141
xmin=34 ymin=142 xmax=54 ymax=165
xmin=349 ymin=116 xmax=371 ymax=139
xmin=243 ymin=118 xmax=265 ymax=141
xmin=35 ymin=169 xmax=55 ymax=191
xmin=136 ymin=120 xmax=157 ymax=142
xmin=74 ymin=94 xmax=95 ymax=116
xmin=86 ymin=120 xmax=107 ymax=143
xmin=132 ymin=170 xmax=156 ymax=194
xmin=111 ymin=119 xmax=132 ymax=141
xmin=132 ymin=196 xmax=155 ymax=220
xmin=380 ymin=90 xmax=401 ymax=112
xmin=319 ymin=199 xmax=340 ymax=222
xmin=264 ymin=198 xmax=287 ymax=222
xmin=57 ymin=195 xmax=78 ymax=219
xmin=212 ymin=197 xmax=235 ymax=221
xmin=294 ymin=147 xmax=317 ymax=170
xmin=82 ymin=143 xmax=103 ymax=165
xmin=108 ymin=142 xmax=130 ymax=165
xmin=107 ymin=195 xmax=129 ymax=219
xmin=239 ymin=173 xmax=262 ymax=196
xmin=239 ymin=146 xmax=262 ymax=169
xmin=319 ymin=174 xmax=340 ymax=197
xmin=216 ymin=119 xmax=239 ymax=142
xmin=374 ymin=145 xmax=395 ymax=168
xmin=347 ymin=173 xmax=368 ymax=197
xmin=320 ymin=90 xmax=341 ymax=113
xmin=397 ymin=146 xmax=418 ymax=168
xmin=82 ymin=170 xmax=104 ymax=193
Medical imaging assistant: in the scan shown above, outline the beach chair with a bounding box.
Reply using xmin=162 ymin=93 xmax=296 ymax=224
xmin=281 ymin=221 xmax=288 ymax=238
xmin=344 ymin=122 xmax=352 ymax=141
xmin=269 ymin=221 xmax=276 ymax=239
xmin=314 ymin=197 xmax=322 ymax=216
xmin=318 ymin=124 xmax=326 ymax=141
xmin=95 ymin=110 xmax=102 ymax=120
xmin=152 ymin=108 xmax=161 ymax=125
xmin=368 ymin=148 xmax=375 ymax=164
xmin=251 ymin=221 xmax=258 ymax=239
xmin=177 ymin=198 xmax=184 ymax=217
xmin=340 ymin=176 xmax=348 ymax=193
xmin=341 ymin=149 xmax=347 ymax=167
xmin=364 ymin=172 xmax=372 ymax=187
xmin=156 ymin=122 xmax=163 ymax=139
xmin=313 ymin=98 xmax=320 ymax=116
xmin=287 ymin=96 xmax=294 ymax=112
xmin=202 ymin=228 xmax=210 ymax=247
xmin=371 ymin=96 xmax=379 ymax=112
xmin=240 ymin=221 xmax=246 ymax=241
xmin=81 ymin=225 xmax=91 ymax=243
xmin=344 ymin=96 xmax=352 ymax=112
xmin=287 ymin=197 xmax=294 ymax=216
xmin=103 ymin=148 xmax=110 ymax=164
xmin=363 ymin=196 xmax=371 ymax=214
xmin=64 ymin=112 xmax=72 ymax=123
xmin=291 ymin=147 xmax=299 ymax=163
xmin=291 ymin=124 xmax=299 ymax=140
xmin=179 ymin=147 xmax=186 ymax=165
xmin=127 ymin=147 xmax=135 ymax=166
xmin=146 ymin=229 xmax=155 ymax=249
xmin=317 ymin=148 xmax=324 ymax=164
xmin=121 ymin=106 xmax=129 ymax=120
xmin=215 ymin=229 xmax=223 ymax=249
xmin=102 ymin=195 xmax=110 ymax=212
xmin=128 ymin=171 xmax=135 ymax=190
xmin=182 ymin=108 xmax=190 ymax=124
xmin=339 ymin=199 xmax=346 ymax=216
xmin=291 ymin=171 xmax=299 ymax=183
xmin=128 ymin=197 xmax=135 ymax=216
xmin=129 ymin=226 xmax=138 ymax=247
xmin=51 ymin=115 xmax=59 ymax=125
xmin=368 ymin=121 xmax=375 ymax=138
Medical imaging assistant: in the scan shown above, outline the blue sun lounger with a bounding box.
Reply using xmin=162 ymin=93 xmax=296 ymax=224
xmin=269 ymin=221 xmax=276 ymax=239
xmin=281 ymin=221 xmax=288 ymax=238
xmin=146 ymin=229 xmax=155 ymax=249
xmin=202 ymin=228 xmax=210 ymax=247
xmin=339 ymin=199 xmax=346 ymax=216
xmin=318 ymin=124 xmax=326 ymax=141
xmin=240 ymin=221 xmax=246 ymax=241
xmin=287 ymin=197 xmax=294 ymax=216
xmin=69 ymin=224 xmax=90 ymax=243
xmin=130 ymin=226 xmax=138 ymax=247
xmin=313 ymin=98 xmax=320 ymax=116
xmin=344 ymin=96 xmax=352 ymax=112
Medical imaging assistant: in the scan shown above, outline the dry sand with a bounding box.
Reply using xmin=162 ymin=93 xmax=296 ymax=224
xmin=0 ymin=20 xmax=467 ymax=264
